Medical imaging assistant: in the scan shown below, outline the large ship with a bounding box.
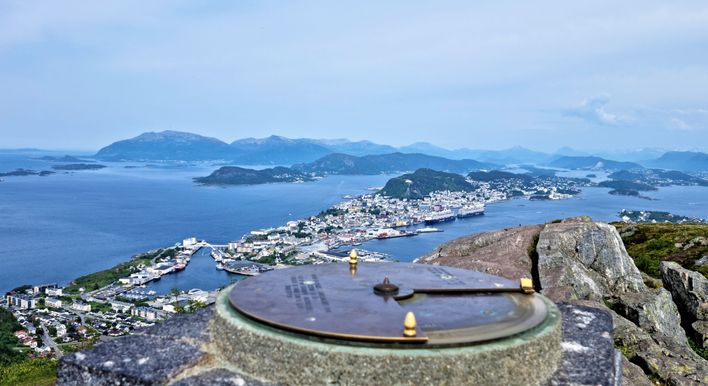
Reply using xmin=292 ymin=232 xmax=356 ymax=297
xmin=224 ymin=262 xmax=274 ymax=276
xmin=457 ymin=203 xmax=485 ymax=218
xmin=423 ymin=209 xmax=456 ymax=224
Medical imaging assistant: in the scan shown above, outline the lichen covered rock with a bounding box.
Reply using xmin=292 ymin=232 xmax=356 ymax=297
xmin=415 ymin=224 xmax=541 ymax=281
xmin=661 ymin=261 xmax=708 ymax=349
xmin=537 ymin=221 xmax=645 ymax=302
xmin=612 ymin=312 xmax=708 ymax=385
xmin=610 ymin=288 xmax=688 ymax=344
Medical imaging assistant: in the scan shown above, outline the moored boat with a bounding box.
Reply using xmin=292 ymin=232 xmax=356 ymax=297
xmin=423 ymin=209 xmax=455 ymax=224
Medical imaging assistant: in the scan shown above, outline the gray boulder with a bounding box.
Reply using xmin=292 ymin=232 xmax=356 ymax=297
xmin=415 ymin=224 xmax=541 ymax=281
xmin=612 ymin=311 xmax=708 ymax=385
xmin=610 ymin=288 xmax=688 ymax=344
xmin=537 ymin=221 xmax=645 ymax=302
xmin=660 ymin=261 xmax=708 ymax=348
xmin=692 ymin=321 xmax=708 ymax=349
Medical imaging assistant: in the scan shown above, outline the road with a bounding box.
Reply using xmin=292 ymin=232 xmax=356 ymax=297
xmin=40 ymin=323 xmax=64 ymax=358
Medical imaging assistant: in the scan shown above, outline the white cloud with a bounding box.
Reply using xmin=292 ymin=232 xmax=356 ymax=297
xmin=563 ymin=95 xmax=629 ymax=126
xmin=668 ymin=118 xmax=693 ymax=131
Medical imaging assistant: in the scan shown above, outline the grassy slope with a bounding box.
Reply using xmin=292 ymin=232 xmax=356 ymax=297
xmin=0 ymin=358 xmax=57 ymax=386
xmin=612 ymin=223 xmax=708 ymax=278
xmin=65 ymin=248 xmax=175 ymax=293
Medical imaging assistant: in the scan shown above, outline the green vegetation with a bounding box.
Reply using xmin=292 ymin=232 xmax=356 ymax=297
xmin=194 ymin=166 xmax=313 ymax=185
xmin=0 ymin=308 xmax=24 ymax=366
xmin=0 ymin=358 xmax=57 ymax=386
xmin=245 ymin=234 xmax=268 ymax=242
xmin=688 ymin=337 xmax=708 ymax=360
xmin=613 ymin=223 xmax=708 ymax=278
xmin=174 ymin=300 xmax=208 ymax=314
xmin=380 ymin=168 xmax=474 ymax=199
xmin=317 ymin=208 xmax=346 ymax=217
xmin=8 ymin=285 xmax=32 ymax=294
xmin=65 ymin=248 xmax=174 ymax=293
xmin=52 ymin=163 xmax=106 ymax=171
xmin=88 ymin=302 xmax=112 ymax=313
xmin=598 ymin=180 xmax=657 ymax=191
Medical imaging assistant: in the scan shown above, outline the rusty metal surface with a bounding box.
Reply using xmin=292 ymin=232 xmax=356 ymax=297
xmin=229 ymin=262 xmax=548 ymax=345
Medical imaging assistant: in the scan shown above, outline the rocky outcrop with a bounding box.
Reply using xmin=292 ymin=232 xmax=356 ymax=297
xmin=419 ymin=218 xmax=708 ymax=386
xmin=609 ymin=288 xmax=688 ymax=344
xmin=415 ymin=224 xmax=541 ymax=281
xmin=536 ymin=220 xmax=645 ymax=302
xmin=661 ymin=261 xmax=708 ymax=348
xmin=612 ymin=311 xmax=708 ymax=385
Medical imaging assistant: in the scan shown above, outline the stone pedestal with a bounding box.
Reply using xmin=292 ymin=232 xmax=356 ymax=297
xmin=212 ymin=287 xmax=562 ymax=386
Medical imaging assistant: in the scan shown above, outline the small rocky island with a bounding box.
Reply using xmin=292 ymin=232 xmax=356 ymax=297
xmin=0 ymin=168 xmax=55 ymax=177
xmin=52 ymin=163 xmax=106 ymax=171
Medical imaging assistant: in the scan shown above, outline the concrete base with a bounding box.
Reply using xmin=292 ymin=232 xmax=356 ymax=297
xmin=212 ymin=286 xmax=563 ymax=386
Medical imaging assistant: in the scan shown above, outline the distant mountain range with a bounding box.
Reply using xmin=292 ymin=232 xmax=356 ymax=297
xmin=197 ymin=153 xmax=497 ymax=186
xmin=292 ymin=153 xmax=496 ymax=175
xmin=643 ymin=151 xmax=708 ymax=172
xmin=93 ymin=130 xmax=708 ymax=172
xmin=95 ymin=131 xmax=235 ymax=161
xmin=90 ymin=130 xmax=558 ymax=165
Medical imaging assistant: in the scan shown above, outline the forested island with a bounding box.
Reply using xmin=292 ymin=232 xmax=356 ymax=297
xmin=0 ymin=169 xmax=54 ymax=177
xmin=379 ymin=168 xmax=474 ymax=199
xmin=194 ymin=166 xmax=314 ymax=185
xmin=52 ymin=164 xmax=106 ymax=171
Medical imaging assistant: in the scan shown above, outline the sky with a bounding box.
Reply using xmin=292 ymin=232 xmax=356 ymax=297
xmin=1 ymin=1 xmax=707 ymax=152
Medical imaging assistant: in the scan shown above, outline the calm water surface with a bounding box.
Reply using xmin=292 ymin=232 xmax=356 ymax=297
xmin=1 ymin=152 xmax=707 ymax=294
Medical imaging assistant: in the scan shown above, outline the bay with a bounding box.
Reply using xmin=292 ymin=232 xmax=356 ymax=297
xmin=2 ymin=152 xmax=707 ymax=294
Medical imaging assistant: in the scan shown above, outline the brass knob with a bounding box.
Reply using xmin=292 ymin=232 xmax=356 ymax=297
xmin=373 ymin=277 xmax=399 ymax=295
xmin=349 ymin=249 xmax=358 ymax=265
xmin=403 ymin=312 xmax=417 ymax=337
xmin=520 ymin=278 xmax=534 ymax=294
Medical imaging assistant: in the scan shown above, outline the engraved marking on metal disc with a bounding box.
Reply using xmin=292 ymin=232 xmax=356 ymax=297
xmin=229 ymin=262 xmax=547 ymax=346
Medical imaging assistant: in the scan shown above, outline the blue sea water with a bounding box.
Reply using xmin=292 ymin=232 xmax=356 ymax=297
xmin=1 ymin=151 xmax=707 ymax=294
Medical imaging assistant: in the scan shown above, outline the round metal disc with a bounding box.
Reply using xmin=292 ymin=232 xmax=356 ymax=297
xmin=228 ymin=262 xmax=548 ymax=346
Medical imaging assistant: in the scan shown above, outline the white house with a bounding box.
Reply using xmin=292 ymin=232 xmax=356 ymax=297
xmin=71 ymin=302 xmax=91 ymax=312
xmin=45 ymin=287 xmax=63 ymax=297
xmin=6 ymin=294 xmax=36 ymax=309
xmin=110 ymin=301 xmax=133 ymax=313
xmin=131 ymin=306 xmax=161 ymax=321
xmin=45 ymin=298 xmax=63 ymax=308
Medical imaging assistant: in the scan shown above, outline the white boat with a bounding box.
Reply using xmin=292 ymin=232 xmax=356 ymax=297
xmin=423 ymin=209 xmax=455 ymax=224
xmin=457 ymin=203 xmax=485 ymax=218
xmin=416 ymin=227 xmax=442 ymax=233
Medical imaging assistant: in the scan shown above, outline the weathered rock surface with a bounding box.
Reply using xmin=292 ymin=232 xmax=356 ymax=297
xmin=692 ymin=321 xmax=708 ymax=349
xmin=621 ymin=356 xmax=653 ymax=386
xmin=536 ymin=221 xmax=645 ymax=302
xmin=661 ymin=261 xmax=708 ymax=348
xmin=610 ymin=288 xmax=688 ymax=344
xmin=415 ymin=224 xmax=541 ymax=281
xmin=420 ymin=218 xmax=707 ymax=386
xmin=58 ymin=334 xmax=209 ymax=386
xmin=612 ymin=311 xmax=708 ymax=385
xmin=545 ymin=303 xmax=620 ymax=386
